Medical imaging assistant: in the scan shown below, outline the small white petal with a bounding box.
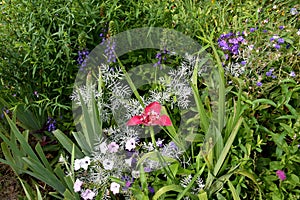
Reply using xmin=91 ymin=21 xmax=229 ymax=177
xmin=110 ymin=182 xmax=120 ymax=195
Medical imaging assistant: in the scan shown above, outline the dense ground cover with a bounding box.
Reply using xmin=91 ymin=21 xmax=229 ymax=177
xmin=0 ymin=0 xmax=299 ymax=199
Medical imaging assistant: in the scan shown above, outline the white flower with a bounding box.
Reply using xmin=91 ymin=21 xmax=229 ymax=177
xmin=132 ymin=170 xmax=140 ymax=178
xmin=58 ymin=154 xmax=65 ymax=163
xmin=297 ymin=29 xmax=300 ymax=36
xmin=100 ymin=142 xmax=108 ymax=154
xmin=125 ymin=138 xmax=136 ymax=151
xmin=103 ymin=159 xmax=114 ymax=170
xmin=125 ymin=157 xmax=133 ymax=167
xmin=81 ymin=156 xmax=91 ymax=170
xmin=73 ymin=179 xmax=83 ymax=192
xmin=107 ymin=142 xmax=119 ymax=153
xmin=74 ymin=156 xmax=91 ymax=171
xmin=110 ymin=182 xmax=120 ymax=195
xmin=74 ymin=159 xmax=82 ymax=171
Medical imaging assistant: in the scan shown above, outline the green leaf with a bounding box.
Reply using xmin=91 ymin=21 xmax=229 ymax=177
xmin=227 ymin=180 xmax=241 ymax=200
xmin=213 ymin=117 xmax=243 ymax=176
xmin=53 ymin=129 xmax=84 ymax=158
xmin=153 ymin=185 xmax=183 ymax=200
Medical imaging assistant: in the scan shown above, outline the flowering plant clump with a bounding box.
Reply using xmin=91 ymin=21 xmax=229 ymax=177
xmin=68 ymin=50 xmax=206 ymax=199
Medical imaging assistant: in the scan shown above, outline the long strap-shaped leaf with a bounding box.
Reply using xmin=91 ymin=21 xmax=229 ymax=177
xmin=213 ymin=117 xmax=243 ymax=176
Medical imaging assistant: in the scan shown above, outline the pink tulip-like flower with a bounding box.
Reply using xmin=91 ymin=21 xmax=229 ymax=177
xmin=127 ymin=102 xmax=172 ymax=126
xmin=276 ymin=170 xmax=286 ymax=181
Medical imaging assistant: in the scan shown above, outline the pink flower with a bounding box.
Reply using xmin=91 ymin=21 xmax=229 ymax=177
xmin=107 ymin=142 xmax=119 ymax=153
xmin=81 ymin=189 xmax=96 ymax=200
xmin=276 ymin=170 xmax=286 ymax=181
xmin=127 ymin=102 xmax=172 ymax=126
xmin=73 ymin=179 xmax=83 ymax=192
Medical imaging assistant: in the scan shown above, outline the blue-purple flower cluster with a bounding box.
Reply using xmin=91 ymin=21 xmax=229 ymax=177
xmin=46 ymin=117 xmax=56 ymax=132
xmin=270 ymin=35 xmax=285 ymax=50
xmin=154 ymin=49 xmax=170 ymax=68
xmin=77 ymin=49 xmax=89 ymax=71
xmin=218 ymin=32 xmax=245 ymax=57
xmin=104 ymin=38 xmax=117 ymax=63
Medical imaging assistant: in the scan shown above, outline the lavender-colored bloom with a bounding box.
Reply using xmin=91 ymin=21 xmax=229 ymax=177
xmin=250 ymin=28 xmax=255 ymax=32
xmin=290 ymin=71 xmax=296 ymax=77
xmin=241 ymin=61 xmax=246 ymax=66
xmin=237 ymin=36 xmax=244 ymax=42
xmin=263 ymin=30 xmax=268 ymax=33
xmin=277 ymin=38 xmax=284 ymax=44
xmin=218 ymin=40 xmax=229 ymax=50
xmin=225 ymin=54 xmax=229 ymax=60
xmin=266 ymin=71 xmax=272 ymax=77
xmin=144 ymin=167 xmax=151 ymax=172
xmin=256 ymin=81 xmax=262 ymax=87
xmin=272 ymin=75 xmax=277 ymax=79
xmin=276 ymin=170 xmax=286 ymax=181
xmin=274 ymin=44 xmax=280 ymax=49
xmin=81 ymin=189 xmax=96 ymax=200
xmin=279 ymin=26 xmax=284 ymax=30
xmin=231 ymin=44 xmax=239 ymax=54
xmin=290 ymin=8 xmax=298 ymax=15
xmin=270 ymin=37 xmax=275 ymax=42
xmin=229 ymin=38 xmax=239 ymax=44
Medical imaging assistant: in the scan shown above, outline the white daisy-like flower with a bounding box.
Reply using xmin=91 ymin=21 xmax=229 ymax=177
xmin=125 ymin=138 xmax=136 ymax=151
xmin=103 ymin=159 xmax=114 ymax=170
xmin=110 ymin=182 xmax=120 ymax=195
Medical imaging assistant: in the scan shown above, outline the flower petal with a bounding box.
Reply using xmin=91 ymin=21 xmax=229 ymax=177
xmin=144 ymin=102 xmax=161 ymax=114
xmin=127 ymin=116 xmax=143 ymax=126
xmin=159 ymin=115 xmax=172 ymax=126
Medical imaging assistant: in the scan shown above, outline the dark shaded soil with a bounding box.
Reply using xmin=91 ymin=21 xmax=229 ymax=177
xmin=0 ymin=163 xmax=24 ymax=200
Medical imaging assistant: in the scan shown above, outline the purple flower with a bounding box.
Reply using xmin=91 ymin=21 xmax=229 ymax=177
xmin=241 ymin=61 xmax=246 ymax=66
xmin=277 ymin=38 xmax=284 ymax=44
xmin=148 ymin=186 xmax=155 ymax=194
xmin=218 ymin=40 xmax=229 ymax=50
xmin=263 ymin=30 xmax=268 ymax=33
xmin=229 ymin=38 xmax=239 ymax=44
xmin=279 ymin=26 xmax=284 ymax=30
xmin=250 ymin=27 xmax=256 ymax=32
xmin=266 ymin=71 xmax=272 ymax=77
xmin=256 ymin=81 xmax=262 ymax=87
xmin=290 ymin=71 xmax=296 ymax=77
xmin=276 ymin=170 xmax=286 ymax=181
xmin=144 ymin=167 xmax=151 ymax=172
xmin=46 ymin=117 xmax=56 ymax=132
xmin=274 ymin=44 xmax=281 ymax=49
xmin=270 ymin=37 xmax=275 ymax=42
